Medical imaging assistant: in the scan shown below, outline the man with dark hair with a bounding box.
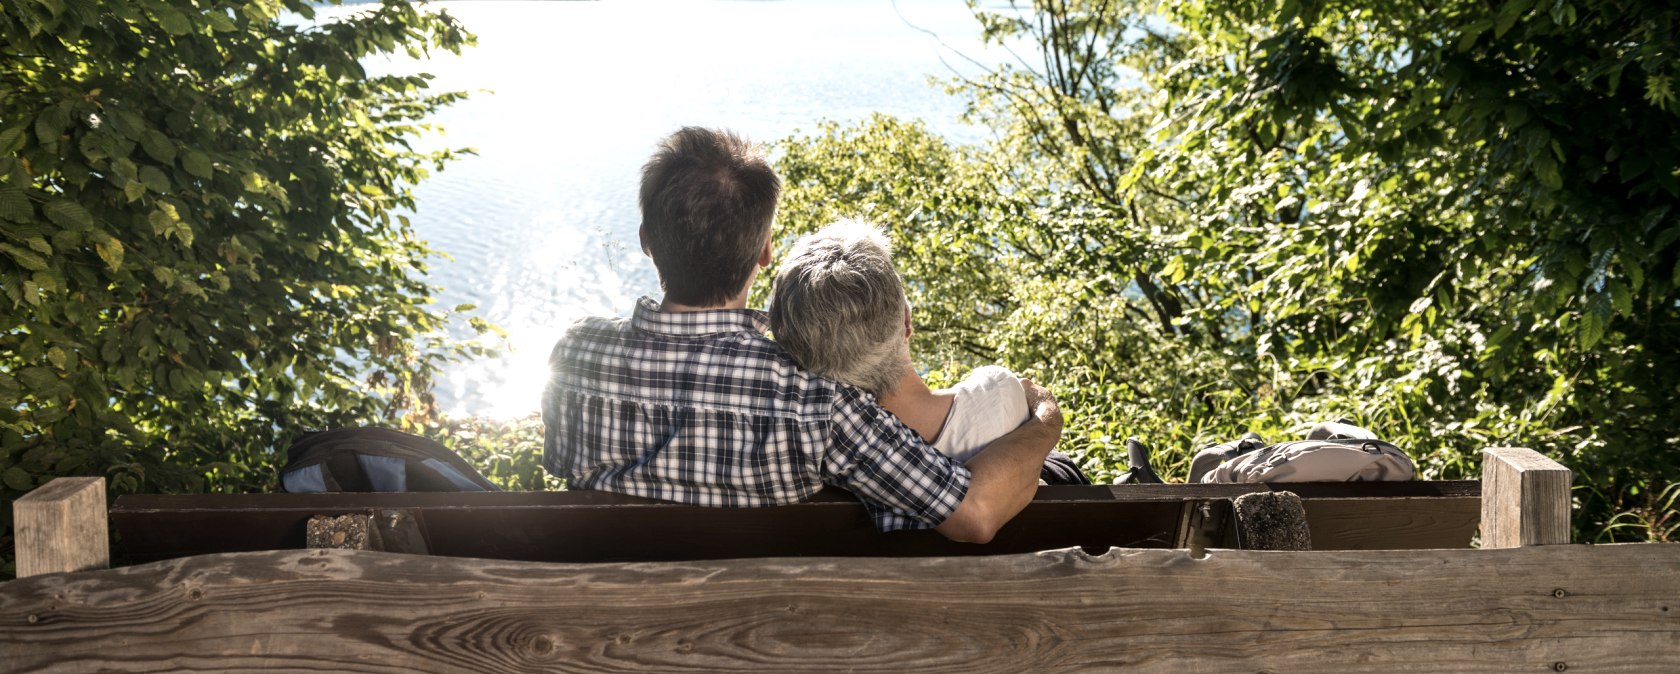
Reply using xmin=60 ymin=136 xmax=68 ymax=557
xmin=543 ymin=127 xmax=1060 ymax=542
xmin=636 ymin=127 xmax=782 ymax=308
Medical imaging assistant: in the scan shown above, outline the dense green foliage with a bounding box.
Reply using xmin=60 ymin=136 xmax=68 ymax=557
xmin=0 ymin=0 xmax=490 ymax=575
xmin=5 ymin=0 xmax=1674 ymax=582
xmin=766 ymin=0 xmax=1678 ymax=541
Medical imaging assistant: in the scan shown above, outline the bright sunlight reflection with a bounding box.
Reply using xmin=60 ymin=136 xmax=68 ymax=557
xmin=345 ymin=0 xmax=1010 ymax=418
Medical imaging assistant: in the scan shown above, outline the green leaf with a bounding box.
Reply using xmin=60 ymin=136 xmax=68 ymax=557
xmin=182 ymin=150 xmax=212 ymax=178
xmin=124 ymin=180 xmax=146 ymax=202
xmin=110 ymin=111 xmax=145 ymax=141
xmin=31 ymin=270 xmax=59 ymax=294
xmin=140 ymin=129 xmax=177 ymax=164
xmin=1494 ymin=0 xmax=1531 ymax=38
xmin=170 ymin=221 xmax=194 ymax=247
xmin=0 ymin=187 xmax=31 ymax=222
xmin=94 ymin=235 xmax=124 ymax=271
xmin=1580 ymin=292 xmax=1611 ymax=348
xmin=1 ymin=243 xmax=48 ymax=271
xmin=148 ymin=208 xmax=171 ymax=234
xmin=207 ymin=11 xmax=235 ymax=32
xmin=24 ymin=235 xmax=51 ymax=255
xmin=151 ymin=266 xmax=178 ymax=288
xmin=34 ymin=103 xmax=70 ymax=145
xmin=1456 ymin=19 xmax=1492 ymax=51
xmin=0 ymin=126 xmax=23 ymax=153
xmin=3 ymin=466 xmax=33 ymax=492
xmin=47 ymin=346 xmax=67 ymax=370
xmin=139 ymin=165 xmax=171 ymax=193
xmin=157 ymin=7 xmax=191 ymax=36
xmin=1534 ymin=156 xmax=1563 ymax=190
xmin=0 ymin=372 xmax=18 ymax=406
xmin=1610 ymin=281 xmax=1633 ymax=316
xmin=111 ymin=157 xmax=137 ymax=179
xmin=45 ymin=199 xmax=95 ymax=231
xmin=18 ymin=366 xmax=68 ymax=397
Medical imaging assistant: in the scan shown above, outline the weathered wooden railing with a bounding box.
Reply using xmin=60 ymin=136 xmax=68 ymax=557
xmin=4 ymin=447 xmax=1677 ymax=671
xmin=102 ymin=479 xmax=1484 ymax=564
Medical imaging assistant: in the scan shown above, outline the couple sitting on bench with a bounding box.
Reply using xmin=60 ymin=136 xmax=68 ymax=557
xmin=542 ymin=127 xmax=1081 ymax=543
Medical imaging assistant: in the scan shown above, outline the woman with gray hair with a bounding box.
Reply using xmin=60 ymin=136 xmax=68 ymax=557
xmin=769 ymin=220 xmax=1087 ymax=481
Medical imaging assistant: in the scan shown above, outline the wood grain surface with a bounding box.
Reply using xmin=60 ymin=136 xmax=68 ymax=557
xmin=1302 ymin=496 xmax=1481 ymax=550
xmin=110 ymin=482 xmax=1481 ymax=564
xmin=12 ymin=477 xmax=107 ymax=578
xmin=1482 ymin=447 xmax=1573 ymax=548
xmin=2 ymin=545 xmax=1675 ymax=672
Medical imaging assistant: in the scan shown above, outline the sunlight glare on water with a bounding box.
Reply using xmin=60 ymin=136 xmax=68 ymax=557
xmin=361 ymin=0 xmax=1008 ymax=418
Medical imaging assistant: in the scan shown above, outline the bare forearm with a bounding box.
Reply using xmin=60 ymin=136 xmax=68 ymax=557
xmin=935 ymin=417 xmax=1058 ymax=543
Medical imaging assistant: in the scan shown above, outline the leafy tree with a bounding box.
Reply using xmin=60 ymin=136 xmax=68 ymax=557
xmin=769 ymin=0 xmax=1679 ymax=540
xmin=0 ymin=0 xmax=485 ymax=576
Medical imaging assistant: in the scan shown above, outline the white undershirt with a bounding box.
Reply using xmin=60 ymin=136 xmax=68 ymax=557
xmin=929 ymin=365 xmax=1030 ymax=464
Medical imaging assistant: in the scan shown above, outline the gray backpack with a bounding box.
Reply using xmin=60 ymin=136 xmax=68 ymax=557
xmin=1189 ymin=421 xmax=1415 ymax=484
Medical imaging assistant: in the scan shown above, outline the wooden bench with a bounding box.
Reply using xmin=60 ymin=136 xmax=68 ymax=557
xmin=102 ymin=479 xmax=1478 ymax=564
xmin=8 ymin=447 xmax=1674 ymax=672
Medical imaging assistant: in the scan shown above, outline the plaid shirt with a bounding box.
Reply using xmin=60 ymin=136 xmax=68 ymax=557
xmin=542 ymin=296 xmax=971 ymax=531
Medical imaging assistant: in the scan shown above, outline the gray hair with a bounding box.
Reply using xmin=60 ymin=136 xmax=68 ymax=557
xmin=769 ymin=220 xmax=910 ymax=397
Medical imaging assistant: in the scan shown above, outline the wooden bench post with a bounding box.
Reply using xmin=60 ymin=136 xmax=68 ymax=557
xmin=13 ymin=476 xmax=109 ymax=577
xmin=1480 ymin=447 xmax=1571 ymax=548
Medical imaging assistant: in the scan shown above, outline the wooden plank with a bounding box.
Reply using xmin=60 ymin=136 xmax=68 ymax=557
xmin=113 ymin=492 xmax=1186 ymax=563
xmin=110 ymin=482 xmax=1481 ymax=563
xmin=1303 ymin=497 xmax=1481 ymax=550
xmin=1481 ymin=447 xmax=1572 ymax=548
xmin=109 ymin=480 xmax=1483 ymax=510
xmin=12 ymin=477 xmax=108 ymax=578
xmin=2 ymin=545 xmax=1676 ymax=672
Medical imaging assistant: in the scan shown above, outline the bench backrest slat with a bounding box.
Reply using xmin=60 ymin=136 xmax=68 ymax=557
xmin=111 ymin=482 xmax=1481 ymax=563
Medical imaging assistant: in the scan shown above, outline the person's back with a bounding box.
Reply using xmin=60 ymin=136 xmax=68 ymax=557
xmin=546 ymin=301 xmax=963 ymax=527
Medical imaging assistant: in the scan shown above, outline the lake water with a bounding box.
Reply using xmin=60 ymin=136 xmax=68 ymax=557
xmin=377 ymin=0 xmax=1008 ymax=417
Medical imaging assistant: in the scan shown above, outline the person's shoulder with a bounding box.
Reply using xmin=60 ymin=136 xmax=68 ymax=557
xmin=962 ymin=365 xmax=1024 ymax=394
xmin=952 ymin=365 xmax=1027 ymax=427
xmin=555 ymin=315 xmax=631 ymax=344
xmin=548 ymin=314 xmax=631 ymax=359
xmin=570 ymin=313 xmax=630 ymax=332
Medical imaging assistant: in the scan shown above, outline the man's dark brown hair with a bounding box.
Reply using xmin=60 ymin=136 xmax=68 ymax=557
xmin=639 ymin=127 xmax=782 ymax=307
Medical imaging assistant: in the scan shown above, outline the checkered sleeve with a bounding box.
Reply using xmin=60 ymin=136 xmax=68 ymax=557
xmin=825 ymin=386 xmax=972 ymax=531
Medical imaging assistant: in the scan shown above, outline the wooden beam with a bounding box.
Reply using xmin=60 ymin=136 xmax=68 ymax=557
xmin=11 ymin=477 xmax=108 ymax=578
xmin=109 ymin=482 xmax=1481 ymax=564
xmin=1 ymin=545 xmax=1676 ymax=672
xmin=1481 ymin=447 xmax=1572 ymax=548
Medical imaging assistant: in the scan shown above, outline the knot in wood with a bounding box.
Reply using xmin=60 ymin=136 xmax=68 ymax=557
xmin=528 ymin=634 xmax=555 ymax=656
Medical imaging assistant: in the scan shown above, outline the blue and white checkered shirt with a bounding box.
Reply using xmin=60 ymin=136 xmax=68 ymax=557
xmin=542 ymin=296 xmax=972 ymax=531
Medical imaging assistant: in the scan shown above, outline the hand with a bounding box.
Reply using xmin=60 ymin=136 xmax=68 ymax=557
xmin=1019 ymin=378 xmax=1063 ymax=432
